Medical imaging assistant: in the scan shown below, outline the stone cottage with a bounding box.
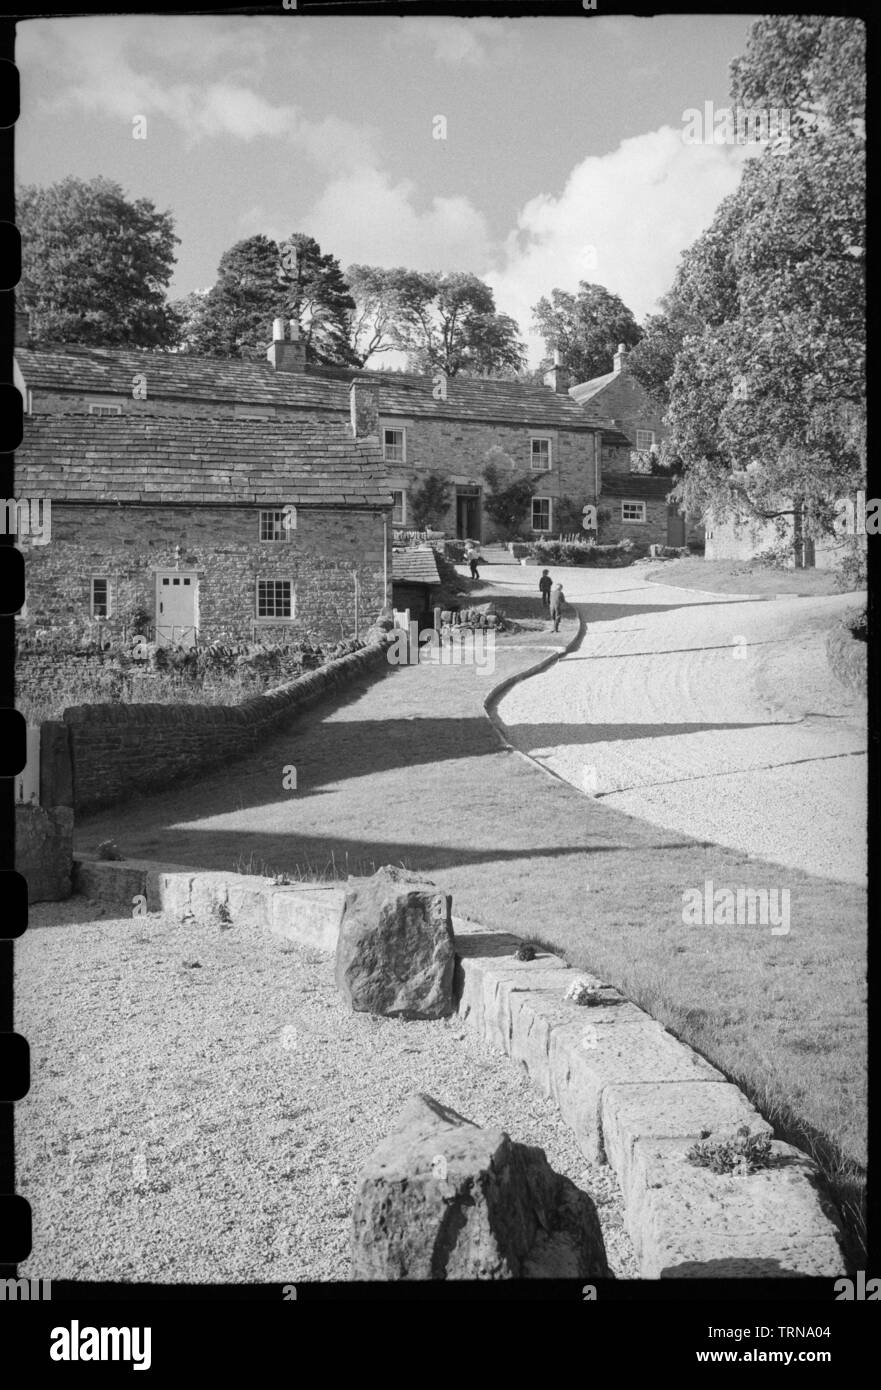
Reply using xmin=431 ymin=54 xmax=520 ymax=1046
xmin=569 ymin=343 xmax=704 ymax=548
xmin=14 ymin=320 xmax=635 ymax=547
xmin=13 ymin=390 xmax=393 ymax=647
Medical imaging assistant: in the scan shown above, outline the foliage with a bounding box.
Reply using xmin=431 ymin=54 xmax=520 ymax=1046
xmin=835 ymin=540 xmax=868 ymax=593
xmin=686 ymin=1127 xmax=775 ymax=1176
xmin=173 ymin=233 xmax=357 ymax=365
xmin=407 ymin=472 xmax=451 ymax=531
xmin=640 ymin=17 xmax=865 ymax=542
xmin=344 ymin=264 xmax=404 ymax=365
xmin=18 ymin=176 xmax=180 ymax=347
xmin=386 ymin=270 xmax=526 ymax=377
xmin=482 ymin=460 xmax=537 ymax=539
xmin=531 ymin=281 xmax=641 ymax=383
xmin=531 ymin=539 xmax=641 ymax=567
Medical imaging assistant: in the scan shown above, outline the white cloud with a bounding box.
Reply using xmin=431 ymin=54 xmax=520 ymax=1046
xmin=307 ymin=167 xmax=492 ymax=272
xmin=17 ymin=17 xmax=375 ymax=169
xmin=486 ymin=126 xmax=753 ymax=365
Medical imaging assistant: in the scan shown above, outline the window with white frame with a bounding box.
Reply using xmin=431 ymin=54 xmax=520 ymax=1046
xmin=91 ymin=577 xmax=111 ymax=618
xmin=88 ymin=402 xmax=123 ymax=417
xmin=391 ymin=490 xmax=406 ymax=526
xmin=258 ymin=509 xmax=294 ymax=541
xmin=383 ymin=428 xmax=406 ymax=463
xmin=635 ymin=429 xmax=655 ymax=451
xmin=530 ymin=437 xmax=552 ymax=471
xmin=532 ymin=497 xmax=551 ymax=532
xmin=256 ymin=579 xmax=293 ymax=619
xmin=621 ymin=501 xmax=647 ymax=523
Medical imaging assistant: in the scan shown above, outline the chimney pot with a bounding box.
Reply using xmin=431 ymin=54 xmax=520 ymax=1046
xmin=289 ymin=319 xmax=300 ymax=342
xmin=267 ymin=319 xmax=307 ymax=373
xmin=543 ymin=351 xmax=570 ymax=394
xmin=613 ymin=342 xmax=628 ymax=373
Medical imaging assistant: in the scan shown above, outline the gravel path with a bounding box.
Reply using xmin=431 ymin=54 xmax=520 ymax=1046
xmin=16 ymin=899 xmax=639 ymax=1284
xmin=495 ymin=566 xmax=866 ymax=885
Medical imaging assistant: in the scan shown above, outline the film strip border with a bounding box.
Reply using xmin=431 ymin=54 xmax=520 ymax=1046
xmin=0 ymin=45 xmax=31 ymax=1274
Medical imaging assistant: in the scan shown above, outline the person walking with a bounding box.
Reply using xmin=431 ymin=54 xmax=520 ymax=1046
xmin=539 ymin=569 xmax=552 ymax=610
xmin=465 ymin=541 xmax=481 ymax=581
xmin=549 ymin=580 xmax=566 ymax=632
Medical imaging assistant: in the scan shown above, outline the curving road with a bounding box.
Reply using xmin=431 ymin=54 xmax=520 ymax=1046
xmin=491 ymin=562 xmax=867 ymax=886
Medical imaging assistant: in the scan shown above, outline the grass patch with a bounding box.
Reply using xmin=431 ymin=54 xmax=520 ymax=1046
xmin=643 ymin=556 xmax=851 ymax=598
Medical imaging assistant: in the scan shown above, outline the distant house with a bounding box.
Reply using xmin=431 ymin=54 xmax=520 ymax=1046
xmin=13 ymin=346 xmax=393 ymax=646
xmin=569 ymin=343 xmax=704 ymax=549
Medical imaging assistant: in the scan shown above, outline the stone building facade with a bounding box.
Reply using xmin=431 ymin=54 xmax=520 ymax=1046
xmin=14 ymin=331 xmax=635 ymax=546
xmin=570 ymin=343 xmax=704 ymax=548
xmin=13 ymin=405 xmax=392 ymax=646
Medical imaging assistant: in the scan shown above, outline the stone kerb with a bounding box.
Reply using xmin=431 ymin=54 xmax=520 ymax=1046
xmin=71 ymin=862 xmax=848 ymax=1278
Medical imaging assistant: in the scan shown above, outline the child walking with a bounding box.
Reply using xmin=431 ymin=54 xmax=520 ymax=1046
xmin=539 ymin=569 xmax=552 ymax=610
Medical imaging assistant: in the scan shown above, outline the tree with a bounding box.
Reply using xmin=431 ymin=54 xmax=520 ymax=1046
xmin=282 ymin=233 xmax=357 ymax=367
xmin=659 ymin=15 xmax=865 ymax=543
xmin=531 ymin=282 xmax=641 ymax=384
xmin=386 ymin=270 xmax=526 ymax=377
xmin=18 ymin=176 xmax=179 ymax=347
xmin=344 ymin=265 xmax=402 ymax=366
xmin=482 ymin=459 xmax=537 ymax=539
xmin=173 ymin=232 xmax=357 ymax=364
xmin=408 ymin=473 xmax=451 ymax=531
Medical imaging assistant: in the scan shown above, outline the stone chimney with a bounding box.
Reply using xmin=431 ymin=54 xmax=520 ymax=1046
xmin=266 ymin=317 xmax=307 ymax=373
xmin=350 ymin=379 xmax=380 ymax=441
xmin=613 ymin=342 xmax=628 ymax=374
xmin=543 ymin=347 xmax=570 ymax=394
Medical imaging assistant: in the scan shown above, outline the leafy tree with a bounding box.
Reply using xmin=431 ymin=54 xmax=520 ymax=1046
xmin=482 ymin=459 xmax=537 ymax=539
xmin=387 ymin=270 xmax=526 ymax=377
xmin=18 ymin=176 xmax=179 ymax=347
xmin=408 ymin=473 xmax=451 ymax=531
xmin=174 ymin=232 xmax=357 ymax=364
xmin=344 ymin=264 xmax=402 ymax=366
xmin=642 ymin=16 xmax=865 ymax=550
xmin=531 ymin=282 xmax=641 ymax=384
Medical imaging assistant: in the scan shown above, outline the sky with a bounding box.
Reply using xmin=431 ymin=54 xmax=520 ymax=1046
xmin=15 ymin=13 xmax=758 ymax=365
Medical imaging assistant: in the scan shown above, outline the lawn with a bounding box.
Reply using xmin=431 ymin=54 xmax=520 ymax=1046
xmin=642 ymin=556 xmax=850 ymax=598
xmin=75 ymin=595 xmax=868 ymax=1259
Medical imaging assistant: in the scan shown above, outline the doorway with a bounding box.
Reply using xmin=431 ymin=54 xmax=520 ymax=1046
xmin=155 ymin=571 xmax=199 ymax=647
xmin=666 ymin=505 xmax=686 ymax=547
xmin=456 ymin=486 xmax=481 ymax=541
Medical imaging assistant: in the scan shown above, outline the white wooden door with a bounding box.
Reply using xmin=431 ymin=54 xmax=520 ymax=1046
xmin=155 ymin=572 xmax=199 ymax=647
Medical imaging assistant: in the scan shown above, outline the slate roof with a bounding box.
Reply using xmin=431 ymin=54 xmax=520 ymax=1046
xmin=14 ymin=412 xmax=393 ymax=507
xmin=569 ymin=370 xmax=618 ymax=405
xmin=601 ymin=473 xmax=676 ymax=500
xmin=391 ymin=548 xmax=442 ymax=586
xmin=15 ymin=345 xmax=608 ymax=431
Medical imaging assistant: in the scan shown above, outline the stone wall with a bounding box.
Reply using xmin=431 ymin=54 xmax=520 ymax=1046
xmin=586 ymin=370 xmax=668 ymax=447
xmin=19 ymin=503 xmax=388 ymax=646
xmin=63 ymin=639 xmax=393 ymax=812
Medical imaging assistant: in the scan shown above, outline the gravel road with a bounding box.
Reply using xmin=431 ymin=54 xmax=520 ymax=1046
xmin=16 ymin=899 xmax=638 ymax=1284
xmin=494 ymin=564 xmax=866 ymax=885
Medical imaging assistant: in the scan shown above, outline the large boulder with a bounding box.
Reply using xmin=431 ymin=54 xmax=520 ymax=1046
xmin=335 ymin=866 xmax=455 ymax=1019
xmin=351 ymin=1093 xmax=610 ymax=1280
